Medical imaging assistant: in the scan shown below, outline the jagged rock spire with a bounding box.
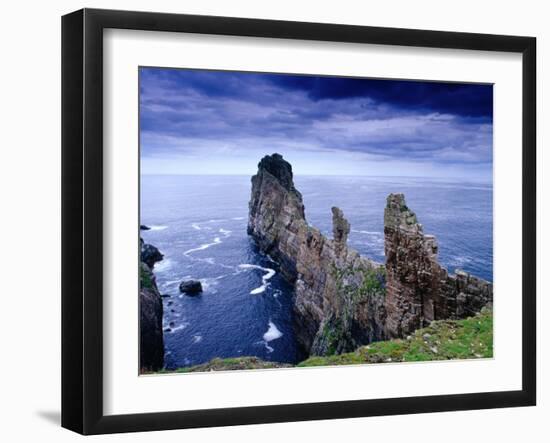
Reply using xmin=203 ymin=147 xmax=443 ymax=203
xmin=383 ymin=193 xmax=492 ymax=338
xmin=331 ymin=207 xmax=350 ymax=255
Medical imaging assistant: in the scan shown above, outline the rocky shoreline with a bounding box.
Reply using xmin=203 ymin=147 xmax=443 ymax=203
xmin=140 ymin=153 xmax=493 ymax=372
xmin=247 ymin=153 xmax=493 ymax=358
xmin=154 ymin=308 xmax=492 ymax=373
xmin=139 ymin=237 xmax=165 ymax=372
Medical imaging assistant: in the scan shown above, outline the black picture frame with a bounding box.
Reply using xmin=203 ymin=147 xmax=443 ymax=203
xmin=61 ymin=8 xmax=537 ymax=435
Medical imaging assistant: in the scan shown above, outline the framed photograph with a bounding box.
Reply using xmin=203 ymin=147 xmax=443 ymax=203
xmin=61 ymin=8 xmax=536 ymax=435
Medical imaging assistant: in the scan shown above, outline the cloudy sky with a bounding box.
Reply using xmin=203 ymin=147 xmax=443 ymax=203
xmin=140 ymin=67 xmax=493 ymax=182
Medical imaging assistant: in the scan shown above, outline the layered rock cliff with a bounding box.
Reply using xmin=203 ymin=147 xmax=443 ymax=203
xmin=248 ymin=154 xmax=386 ymax=354
xmin=384 ymin=194 xmax=493 ymax=338
xmin=139 ymin=238 xmax=165 ymax=371
xmin=248 ymin=154 xmax=493 ymax=357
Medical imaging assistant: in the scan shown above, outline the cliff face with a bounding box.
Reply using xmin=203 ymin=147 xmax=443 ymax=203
xmin=139 ymin=239 xmax=164 ymax=371
xmin=248 ymin=154 xmax=493 ymax=358
xmin=248 ymin=154 xmax=386 ymax=354
xmin=383 ymin=194 xmax=493 ymax=338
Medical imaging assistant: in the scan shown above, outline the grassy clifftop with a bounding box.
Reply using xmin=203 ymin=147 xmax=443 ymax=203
xmin=298 ymin=308 xmax=492 ymax=368
xmin=159 ymin=309 xmax=492 ymax=373
xmin=168 ymin=357 xmax=292 ymax=373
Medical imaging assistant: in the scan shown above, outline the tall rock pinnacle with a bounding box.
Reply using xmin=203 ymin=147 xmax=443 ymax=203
xmin=248 ymin=154 xmax=384 ymax=354
xmin=383 ymin=193 xmax=443 ymax=338
xmin=383 ymin=193 xmax=493 ymax=338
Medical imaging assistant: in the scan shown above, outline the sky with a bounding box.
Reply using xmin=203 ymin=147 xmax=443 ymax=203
xmin=140 ymin=67 xmax=493 ymax=182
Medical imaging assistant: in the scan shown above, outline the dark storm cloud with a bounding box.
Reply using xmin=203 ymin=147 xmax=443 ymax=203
xmin=139 ymin=67 xmax=493 ymax=169
xmin=268 ymin=76 xmax=493 ymax=118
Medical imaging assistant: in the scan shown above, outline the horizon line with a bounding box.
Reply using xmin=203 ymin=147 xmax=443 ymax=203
xmin=140 ymin=172 xmax=493 ymax=183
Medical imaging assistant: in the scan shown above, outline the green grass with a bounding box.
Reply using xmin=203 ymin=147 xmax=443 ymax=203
xmin=145 ymin=310 xmax=492 ymax=374
xmin=316 ymin=318 xmax=345 ymax=356
xmin=139 ymin=264 xmax=154 ymax=290
xmin=155 ymin=357 xmax=292 ymax=374
xmin=358 ymin=266 xmax=385 ymax=298
xmin=298 ymin=308 xmax=492 ymax=367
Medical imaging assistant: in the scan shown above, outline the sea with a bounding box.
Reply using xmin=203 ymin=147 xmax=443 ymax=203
xmin=140 ymin=175 xmax=493 ymax=369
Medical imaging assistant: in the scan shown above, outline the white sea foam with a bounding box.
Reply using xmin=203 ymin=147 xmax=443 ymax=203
xmin=160 ymin=279 xmax=185 ymax=291
xmin=149 ymin=225 xmax=168 ymax=231
xmin=250 ymin=286 xmax=267 ymax=295
xmin=238 ymin=264 xmax=276 ymax=294
xmin=166 ymin=322 xmax=189 ymax=333
xmin=263 ymin=321 xmax=283 ymax=342
xmin=199 ymin=276 xmax=226 ymax=294
xmin=192 ymin=335 xmax=203 ymax=344
xmin=199 ymin=257 xmax=216 ymax=265
xmin=451 ymin=255 xmax=472 ymax=266
xmin=191 ymin=223 xmax=201 ymax=230
xmin=219 ymin=228 xmax=232 ymax=237
xmin=154 ymin=258 xmax=172 ymax=273
xmin=232 ymin=217 xmax=245 ymax=220
xmin=183 ymin=237 xmax=222 ymax=255
xmin=265 ymin=254 xmax=278 ymax=265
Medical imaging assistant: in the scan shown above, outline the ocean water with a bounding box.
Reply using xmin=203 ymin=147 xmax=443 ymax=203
xmin=140 ymin=175 xmax=493 ymax=369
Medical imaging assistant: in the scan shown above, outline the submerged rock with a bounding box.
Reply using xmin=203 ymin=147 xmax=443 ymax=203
xmin=179 ymin=280 xmax=203 ymax=295
xmin=140 ymin=224 xmax=151 ymax=230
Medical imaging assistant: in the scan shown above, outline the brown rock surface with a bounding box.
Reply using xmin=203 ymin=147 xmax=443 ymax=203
xmin=248 ymin=154 xmax=493 ymax=355
xmin=248 ymin=154 xmax=385 ymax=355
xmin=248 ymin=154 xmax=493 ymax=358
xmin=383 ymin=193 xmax=493 ymax=338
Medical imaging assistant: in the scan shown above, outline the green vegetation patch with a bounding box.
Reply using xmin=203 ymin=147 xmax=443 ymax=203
xmin=358 ymin=266 xmax=385 ymax=297
xmin=298 ymin=308 xmax=493 ymax=367
xmin=140 ymin=264 xmax=154 ymax=290
xmin=316 ymin=317 xmax=345 ymax=356
xmin=146 ymin=311 xmax=492 ymax=374
xmin=332 ymin=263 xmax=386 ymax=302
xmin=162 ymin=357 xmax=292 ymax=373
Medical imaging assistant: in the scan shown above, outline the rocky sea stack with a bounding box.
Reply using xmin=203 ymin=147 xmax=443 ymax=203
xmin=139 ymin=238 xmax=164 ymax=371
xmin=179 ymin=279 xmax=203 ymax=295
xmin=248 ymin=153 xmax=493 ymax=358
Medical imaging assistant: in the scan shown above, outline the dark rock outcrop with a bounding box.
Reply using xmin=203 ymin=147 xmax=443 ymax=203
xmin=247 ymin=154 xmax=492 ymax=358
xmin=383 ymin=194 xmax=493 ymax=338
xmin=179 ymin=280 xmax=203 ymax=295
xmin=139 ymin=240 xmax=164 ymax=372
xmin=140 ymin=224 xmax=151 ymax=231
xmin=140 ymin=238 xmax=163 ymax=269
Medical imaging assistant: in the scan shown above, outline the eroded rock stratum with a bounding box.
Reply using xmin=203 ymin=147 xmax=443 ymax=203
xmin=139 ymin=238 xmax=165 ymax=371
xmin=248 ymin=153 xmax=493 ymax=357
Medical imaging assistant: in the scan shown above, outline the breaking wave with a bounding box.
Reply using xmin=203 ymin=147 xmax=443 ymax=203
xmin=183 ymin=237 xmax=222 ymax=256
xmin=149 ymin=225 xmax=168 ymax=231
xmin=238 ymin=264 xmax=276 ymax=294
xmin=263 ymin=321 xmax=283 ymax=342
